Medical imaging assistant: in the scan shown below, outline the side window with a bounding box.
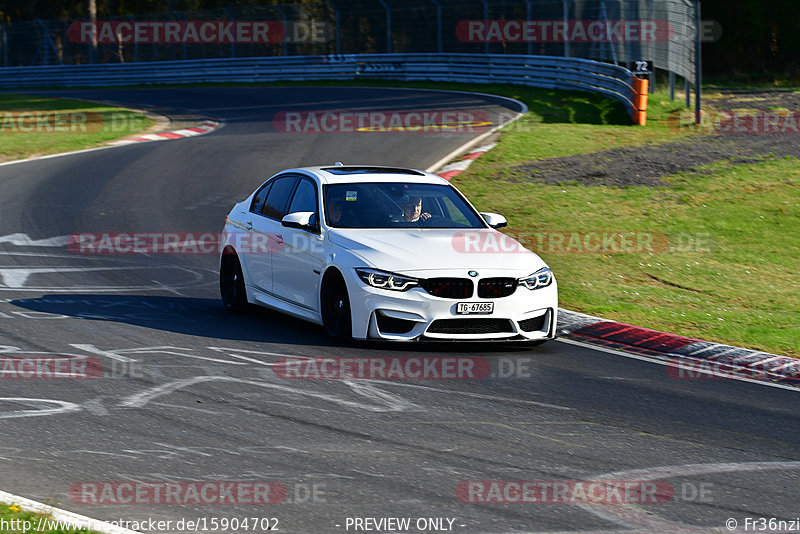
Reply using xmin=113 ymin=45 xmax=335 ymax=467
xmin=287 ymin=179 xmax=318 ymax=215
xmin=262 ymin=176 xmax=299 ymax=220
xmin=250 ymin=181 xmax=272 ymax=214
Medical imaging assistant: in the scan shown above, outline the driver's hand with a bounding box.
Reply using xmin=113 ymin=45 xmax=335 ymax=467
xmin=420 ymin=212 xmax=432 ymax=220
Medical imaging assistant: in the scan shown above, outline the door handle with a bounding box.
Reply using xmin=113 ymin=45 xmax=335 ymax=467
xmin=245 ymin=221 xmax=253 ymax=230
xmin=275 ymin=234 xmax=284 ymax=244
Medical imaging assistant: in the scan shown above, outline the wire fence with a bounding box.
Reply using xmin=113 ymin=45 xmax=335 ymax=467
xmin=0 ymin=0 xmax=698 ymax=83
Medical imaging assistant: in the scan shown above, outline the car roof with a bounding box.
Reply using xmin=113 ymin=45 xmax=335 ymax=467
xmin=278 ymin=165 xmax=448 ymax=185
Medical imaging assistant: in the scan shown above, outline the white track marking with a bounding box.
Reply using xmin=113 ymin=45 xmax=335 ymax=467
xmin=380 ymin=381 xmax=574 ymax=411
xmin=575 ymin=461 xmax=800 ymax=533
xmin=206 ymin=346 xmax=303 ymax=365
xmin=0 ymin=398 xmax=82 ymax=419
xmin=0 ymin=264 xmax=210 ymax=292
xmin=343 ymin=380 xmax=422 ymax=412
xmin=71 ymin=344 xmax=138 ymax=363
xmin=81 ymin=345 xmax=246 ymax=365
xmin=0 ymin=267 xmax=134 ymax=288
xmin=0 ymin=233 xmax=70 ymax=246
xmin=118 ymin=375 xmax=421 ymax=412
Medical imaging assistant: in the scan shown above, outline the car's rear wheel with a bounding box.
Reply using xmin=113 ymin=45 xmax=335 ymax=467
xmin=220 ymin=252 xmax=248 ymax=313
xmin=321 ymin=270 xmax=352 ymax=340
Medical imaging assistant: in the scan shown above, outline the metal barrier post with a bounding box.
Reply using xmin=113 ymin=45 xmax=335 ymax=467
xmin=481 ymin=0 xmax=489 ymax=55
xmin=694 ymin=0 xmax=702 ymax=123
xmin=273 ymin=5 xmax=289 ymax=56
xmin=377 ymin=0 xmax=392 ymax=53
xmin=429 ymin=0 xmax=443 ymax=53
xmin=1 ymin=23 xmax=6 ymax=68
xmin=126 ymin=16 xmax=138 ymax=62
xmin=669 ymin=70 xmax=675 ymax=100
xmin=524 ymin=0 xmax=532 ymax=56
xmin=562 ymin=0 xmax=570 ymax=57
xmin=326 ymin=0 xmax=341 ymax=55
xmin=685 ymin=78 xmax=691 ymax=108
xmin=223 ymin=8 xmax=236 ymax=58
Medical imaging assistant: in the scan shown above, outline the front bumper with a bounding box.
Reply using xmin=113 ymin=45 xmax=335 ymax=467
xmin=345 ymin=270 xmax=558 ymax=341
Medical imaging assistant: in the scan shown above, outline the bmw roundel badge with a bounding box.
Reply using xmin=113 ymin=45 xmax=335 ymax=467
xmin=468 ymin=270 xmax=479 ymax=277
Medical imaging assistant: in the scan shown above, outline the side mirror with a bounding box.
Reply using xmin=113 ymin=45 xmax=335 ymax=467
xmin=480 ymin=212 xmax=508 ymax=229
xmin=281 ymin=211 xmax=317 ymax=231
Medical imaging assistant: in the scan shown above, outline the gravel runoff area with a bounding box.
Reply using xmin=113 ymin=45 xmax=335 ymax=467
xmin=508 ymin=90 xmax=800 ymax=186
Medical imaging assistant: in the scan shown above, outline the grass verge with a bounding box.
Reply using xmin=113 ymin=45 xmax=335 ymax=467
xmin=0 ymin=502 xmax=99 ymax=534
xmin=455 ymin=148 xmax=799 ymax=357
xmin=0 ymin=93 xmax=152 ymax=163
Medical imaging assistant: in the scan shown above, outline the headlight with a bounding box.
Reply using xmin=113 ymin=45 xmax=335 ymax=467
xmin=355 ymin=268 xmax=418 ymax=292
xmin=520 ymin=267 xmax=553 ymax=290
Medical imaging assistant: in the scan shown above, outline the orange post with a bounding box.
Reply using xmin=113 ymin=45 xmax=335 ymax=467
xmin=631 ymin=76 xmax=649 ymax=126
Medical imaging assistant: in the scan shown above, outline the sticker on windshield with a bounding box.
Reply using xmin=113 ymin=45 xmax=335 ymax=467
xmin=346 ymin=191 xmax=358 ymax=201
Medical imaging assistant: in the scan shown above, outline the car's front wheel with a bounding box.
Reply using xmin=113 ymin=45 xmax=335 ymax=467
xmin=220 ymin=252 xmax=248 ymax=313
xmin=320 ymin=270 xmax=352 ymax=340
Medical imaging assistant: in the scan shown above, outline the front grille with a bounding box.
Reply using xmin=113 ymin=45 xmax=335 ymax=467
xmin=427 ymin=318 xmax=515 ymax=335
xmin=420 ymin=278 xmax=473 ymax=299
xmin=478 ymin=278 xmax=518 ymax=298
xmin=376 ymin=313 xmax=416 ymax=334
xmin=518 ymin=314 xmax=547 ymax=332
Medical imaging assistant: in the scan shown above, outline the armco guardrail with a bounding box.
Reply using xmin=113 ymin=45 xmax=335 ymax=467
xmin=0 ymin=53 xmax=638 ymax=121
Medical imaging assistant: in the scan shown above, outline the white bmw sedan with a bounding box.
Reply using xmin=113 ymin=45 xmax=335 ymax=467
xmin=219 ymin=165 xmax=557 ymax=343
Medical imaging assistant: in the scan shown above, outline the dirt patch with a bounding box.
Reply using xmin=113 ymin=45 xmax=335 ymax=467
xmin=507 ymin=90 xmax=800 ymax=187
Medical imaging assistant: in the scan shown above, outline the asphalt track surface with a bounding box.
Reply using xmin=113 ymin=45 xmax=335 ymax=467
xmin=0 ymin=87 xmax=798 ymax=534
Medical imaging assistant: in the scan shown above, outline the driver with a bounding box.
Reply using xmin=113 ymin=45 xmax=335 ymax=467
xmin=327 ymin=198 xmax=344 ymax=225
xmin=401 ymin=196 xmax=431 ymax=223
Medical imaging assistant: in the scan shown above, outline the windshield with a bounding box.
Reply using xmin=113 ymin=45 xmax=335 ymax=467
xmin=323 ymin=182 xmax=487 ymax=229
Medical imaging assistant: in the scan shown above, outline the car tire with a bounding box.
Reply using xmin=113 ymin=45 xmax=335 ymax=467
xmin=321 ymin=270 xmax=352 ymax=341
xmin=220 ymin=252 xmax=249 ymax=313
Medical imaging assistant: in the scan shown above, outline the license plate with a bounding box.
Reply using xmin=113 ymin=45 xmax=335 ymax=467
xmin=456 ymin=302 xmax=494 ymax=315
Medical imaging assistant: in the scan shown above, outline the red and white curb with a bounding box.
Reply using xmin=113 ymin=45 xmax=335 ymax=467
xmin=108 ymin=119 xmax=220 ymax=146
xmin=437 ymin=143 xmax=497 ymax=181
xmin=558 ymin=309 xmax=799 ymax=384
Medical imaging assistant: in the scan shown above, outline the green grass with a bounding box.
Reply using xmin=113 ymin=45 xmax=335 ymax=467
xmin=0 ymin=502 xmax=98 ymax=534
xmin=0 ymin=93 xmax=152 ymax=162
xmin=455 ymin=154 xmax=800 ymax=356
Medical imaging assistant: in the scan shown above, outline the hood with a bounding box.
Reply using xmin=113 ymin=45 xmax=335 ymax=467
xmin=328 ymin=228 xmax=546 ymax=274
